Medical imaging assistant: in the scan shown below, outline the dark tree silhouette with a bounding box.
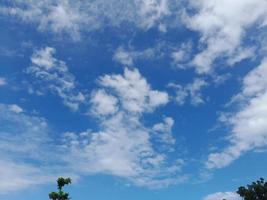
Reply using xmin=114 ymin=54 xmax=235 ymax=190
xmin=49 ymin=177 xmax=72 ymax=200
xmin=236 ymin=178 xmax=267 ymax=200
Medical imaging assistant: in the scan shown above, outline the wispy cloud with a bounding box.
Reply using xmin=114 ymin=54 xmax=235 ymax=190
xmin=206 ymin=58 xmax=267 ymax=169
xmin=0 ymin=160 xmax=55 ymax=194
xmin=168 ymin=78 xmax=208 ymax=106
xmin=0 ymin=68 xmax=186 ymax=193
xmin=26 ymin=47 xmax=86 ymax=111
xmin=0 ymin=103 xmax=64 ymax=194
xmin=171 ymin=42 xmax=192 ymax=69
xmin=62 ymin=68 xmax=187 ymax=188
xmin=0 ymin=0 xmax=178 ymax=40
xmin=113 ymin=44 xmax=169 ymax=67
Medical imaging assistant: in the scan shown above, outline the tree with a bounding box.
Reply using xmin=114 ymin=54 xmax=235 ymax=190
xmin=236 ymin=178 xmax=267 ymax=200
xmin=49 ymin=177 xmax=72 ymax=200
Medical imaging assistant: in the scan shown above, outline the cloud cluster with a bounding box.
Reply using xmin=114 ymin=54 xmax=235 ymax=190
xmin=0 ymin=68 xmax=185 ymax=193
xmin=96 ymin=68 xmax=169 ymax=114
xmin=63 ymin=68 xmax=186 ymax=188
xmin=0 ymin=0 xmax=178 ymax=40
xmin=206 ymin=58 xmax=267 ymax=169
xmin=168 ymin=78 xmax=208 ymax=106
xmin=1 ymin=0 xmax=266 ymax=73
xmin=26 ymin=47 xmax=85 ymax=111
xmin=2 ymin=0 xmax=267 ymax=196
xmin=184 ymin=0 xmax=267 ymax=73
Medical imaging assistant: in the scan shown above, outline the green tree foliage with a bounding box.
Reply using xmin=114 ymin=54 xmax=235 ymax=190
xmin=236 ymin=178 xmax=267 ymax=200
xmin=49 ymin=177 xmax=72 ymax=200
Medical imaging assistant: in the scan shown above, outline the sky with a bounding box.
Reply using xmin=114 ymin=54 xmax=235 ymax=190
xmin=0 ymin=0 xmax=267 ymax=200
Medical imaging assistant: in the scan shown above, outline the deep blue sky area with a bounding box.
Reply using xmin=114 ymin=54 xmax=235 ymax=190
xmin=0 ymin=1 xmax=267 ymax=200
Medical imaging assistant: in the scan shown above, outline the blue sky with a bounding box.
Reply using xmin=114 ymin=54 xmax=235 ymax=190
xmin=0 ymin=1 xmax=267 ymax=200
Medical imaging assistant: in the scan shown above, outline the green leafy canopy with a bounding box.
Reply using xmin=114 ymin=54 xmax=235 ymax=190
xmin=49 ymin=177 xmax=72 ymax=200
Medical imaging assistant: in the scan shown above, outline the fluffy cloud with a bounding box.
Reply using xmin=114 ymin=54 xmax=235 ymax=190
xmin=0 ymin=0 xmax=177 ymax=40
xmin=26 ymin=47 xmax=85 ymax=111
xmin=98 ymin=68 xmax=169 ymax=114
xmin=7 ymin=52 xmax=182 ymax=191
xmin=203 ymin=192 xmax=241 ymax=200
xmin=184 ymin=0 xmax=267 ymax=73
xmin=90 ymin=89 xmax=118 ymax=116
xmin=62 ymin=68 xmax=186 ymax=188
xmin=206 ymin=58 xmax=267 ymax=169
xmin=169 ymin=78 xmax=208 ymax=106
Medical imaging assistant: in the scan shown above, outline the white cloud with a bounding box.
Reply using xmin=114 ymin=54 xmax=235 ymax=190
xmin=113 ymin=41 xmax=194 ymax=68
xmin=0 ymin=103 xmax=64 ymax=194
xmin=113 ymin=45 xmax=163 ymax=67
xmin=152 ymin=117 xmax=176 ymax=150
xmin=0 ymin=160 xmax=55 ymax=194
xmin=14 ymin=55 xmax=184 ymax=190
xmin=171 ymin=50 xmax=187 ymax=64
xmin=62 ymin=68 xmax=186 ymax=188
xmin=184 ymin=0 xmax=267 ymax=73
xmin=0 ymin=103 xmax=88 ymax=194
xmin=212 ymin=73 xmax=231 ymax=86
xmin=0 ymin=1 xmax=84 ymax=40
xmin=113 ymin=47 xmax=134 ymax=66
xmin=8 ymin=104 xmax=23 ymax=113
xmin=0 ymin=0 xmax=176 ymax=40
xmin=203 ymin=192 xmax=241 ymax=200
xmin=64 ymin=113 xmax=185 ymax=188
xmin=90 ymin=89 xmax=118 ymax=116
xmin=0 ymin=103 xmax=52 ymax=161
xmin=38 ymin=1 xmax=81 ymax=40
xmin=0 ymin=67 xmax=181 ymax=193
xmin=153 ymin=117 xmax=174 ymax=133
xmin=26 ymin=47 xmax=85 ymax=111
xmin=8 ymin=55 xmax=182 ymax=191
xmin=30 ymin=47 xmax=56 ymax=69
xmin=0 ymin=77 xmax=6 ymax=86
xmin=138 ymin=0 xmax=170 ymax=29
xmin=227 ymin=47 xmax=255 ymax=66
xmin=169 ymin=78 xmax=208 ymax=106
xmin=206 ymin=58 xmax=267 ymax=169
xmin=98 ymin=68 xmax=169 ymax=114
xmin=188 ymin=78 xmax=208 ymax=105
xmin=171 ymin=42 xmax=192 ymax=69
xmin=171 ymin=84 xmax=188 ymax=106
xmin=158 ymin=23 xmax=167 ymax=32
